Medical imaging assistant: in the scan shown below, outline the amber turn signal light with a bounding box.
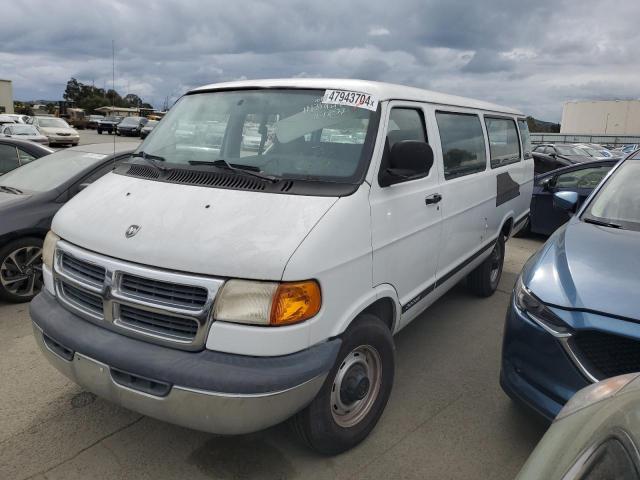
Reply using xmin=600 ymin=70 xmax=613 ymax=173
xmin=270 ymin=280 xmax=321 ymax=326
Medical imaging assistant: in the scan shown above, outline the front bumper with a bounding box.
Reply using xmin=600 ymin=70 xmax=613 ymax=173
xmin=500 ymin=295 xmax=589 ymax=421
xmin=48 ymin=135 xmax=79 ymax=144
xmin=117 ymin=128 xmax=138 ymax=136
xmin=31 ymin=291 xmax=340 ymax=434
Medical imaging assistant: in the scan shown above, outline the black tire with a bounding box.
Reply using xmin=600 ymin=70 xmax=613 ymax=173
xmin=468 ymin=235 xmax=505 ymax=297
xmin=291 ymin=314 xmax=395 ymax=455
xmin=514 ymin=216 xmax=530 ymax=238
xmin=97 ymin=129 xmax=102 ymax=134
xmin=0 ymin=237 xmax=44 ymax=303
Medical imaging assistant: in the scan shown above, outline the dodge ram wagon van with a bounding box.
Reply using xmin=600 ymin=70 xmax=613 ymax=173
xmin=31 ymin=79 xmax=533 ymax=454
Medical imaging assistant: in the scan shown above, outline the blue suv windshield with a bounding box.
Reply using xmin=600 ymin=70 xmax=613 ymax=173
xmin=583 ymin=158 xmax=640 ymax=232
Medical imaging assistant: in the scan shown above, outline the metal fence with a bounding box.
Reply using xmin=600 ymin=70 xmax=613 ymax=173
xmin=531 ymin=133 xmax=640 ymax=146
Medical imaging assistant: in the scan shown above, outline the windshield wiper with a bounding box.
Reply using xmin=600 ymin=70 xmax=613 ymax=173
xmin=583 ymin=217 xmax=622 ymax=229
xmin=0 ymin=185 xmax=23 ymax=194
xmin=188 ymin=159 xmax=279 ymax=183
xmin=131 ymin=151 xmax=170 ymax=172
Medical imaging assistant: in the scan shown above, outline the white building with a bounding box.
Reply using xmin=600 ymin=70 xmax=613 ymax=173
xmin=0 ymin=79 xmax=14 ymax=114
xmin=561 ymin=100 xmax=640 ymax=135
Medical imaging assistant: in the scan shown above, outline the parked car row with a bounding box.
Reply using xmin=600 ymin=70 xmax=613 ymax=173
xmin=96 ymin=115 xmax=157 ymax=137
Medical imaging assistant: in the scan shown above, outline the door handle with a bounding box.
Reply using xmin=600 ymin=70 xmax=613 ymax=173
xmin=425 ymin=193 xmax=442 ymax=205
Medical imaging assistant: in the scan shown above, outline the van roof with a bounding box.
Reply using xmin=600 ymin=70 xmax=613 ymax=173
xmin=189 ymin=78 xmax=524 ymax=116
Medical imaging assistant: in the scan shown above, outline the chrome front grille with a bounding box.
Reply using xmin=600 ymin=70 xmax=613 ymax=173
xmin=60 ymin=281 xmax=103 ymax=316
xmin=118 ymin=304 xmax=199 ymax=341
xmin=60 ymin=252 xmax=106 ymax=286
xmin=53 ymin=241 xmax=224 ymax=350
xmin=120 ymin=274 xmax=208 ymax=310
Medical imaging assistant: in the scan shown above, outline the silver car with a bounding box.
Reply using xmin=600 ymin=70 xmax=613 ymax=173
xmin=518 ymin=373 xmax=640 ymax=479
xmin=1 ymin=124 xmax=50 ymax=145
xmin=28 ymin=116 xmax=79 ymax=146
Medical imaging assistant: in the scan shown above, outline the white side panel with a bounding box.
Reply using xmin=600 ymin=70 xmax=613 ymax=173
xmin=428 ymin=105 xmax=495 ymax=287
xmin=282 ymin=185 xmax=376 ymax=346
xmin=369 ymin=101 xmax=443 ymax=319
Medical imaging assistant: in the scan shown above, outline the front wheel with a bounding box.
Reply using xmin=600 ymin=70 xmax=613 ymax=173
xmin=291 ymin=314 xmax=395 ymax=454
xmin=468 ymin=235 xmax=505 ymax=297
xmin=0 ymin=237 xmax=44 ymax=303
xmin=97 ymin=129 xmax=102 ymax=134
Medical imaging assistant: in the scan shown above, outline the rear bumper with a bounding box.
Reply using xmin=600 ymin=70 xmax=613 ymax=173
xmin=30 ymin=291 xmax=340 ymax=434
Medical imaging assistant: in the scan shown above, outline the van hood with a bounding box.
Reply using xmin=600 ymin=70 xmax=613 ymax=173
xmin=52 ymin=173 xmax=338 ymax=280
xmin=524 ymin=220 xmax=640 ymax=321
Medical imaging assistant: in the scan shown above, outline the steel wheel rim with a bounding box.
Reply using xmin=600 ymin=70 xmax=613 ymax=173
xmin=0 ymin=246 xmax=43 ymax=297
xmin=489 ymin=241 xmax=503 ymax=285
xmin=330 ymin=345 xmax=382 ymax=428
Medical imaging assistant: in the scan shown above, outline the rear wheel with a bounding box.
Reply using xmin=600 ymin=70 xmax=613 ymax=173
xmin=468 ymin=235 xmax=505 ymax=297
xmin=0 ymin=237 xmax=44 ymax=303
xmin=97 ymin=129 xmax=102 ymax=134
xmin=514 ymin=216 xmax=530 ymax=238
xmin=291 ymin=314 xmax=395 ymax=454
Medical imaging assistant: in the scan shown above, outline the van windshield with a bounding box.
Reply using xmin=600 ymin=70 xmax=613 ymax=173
xmin=138 ymin=89 xmax=378 ymax=183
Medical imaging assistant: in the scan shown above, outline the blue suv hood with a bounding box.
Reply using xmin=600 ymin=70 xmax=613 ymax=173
xmin=524 ymin=219 xmax=640 ymax=321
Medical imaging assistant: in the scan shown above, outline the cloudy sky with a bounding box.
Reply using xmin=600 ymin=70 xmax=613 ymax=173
xmin=1 ymin=0 xmax=639 ymax=121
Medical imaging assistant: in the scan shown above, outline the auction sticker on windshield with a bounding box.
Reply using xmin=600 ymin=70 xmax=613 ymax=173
xmin=322 ymin=90 xmax=378 ymax=111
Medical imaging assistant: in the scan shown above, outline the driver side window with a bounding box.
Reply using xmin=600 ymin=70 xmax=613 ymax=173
xmin=386 ymin=108 xmax=427 ymax=147
xmin=555 ymin=165 xmax=612 ymax=189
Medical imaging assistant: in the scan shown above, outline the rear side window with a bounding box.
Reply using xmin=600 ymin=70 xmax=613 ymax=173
xmin=517 ymin=119 xmax=532 ymax=159
xmin=485 ymin=117 xmax=521 ymax=168
xmin=435 ymin=112 xmax=487 ymax=180
xmin=0 ymin=144 xmax=19 ymax=174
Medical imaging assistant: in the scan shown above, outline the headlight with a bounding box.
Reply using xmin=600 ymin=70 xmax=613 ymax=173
xmin=556 ymin=373 xmax=640 ymax=420
xmin=213 ymin=279 xmax=321 ymax=326
xmin=42 ymin=230 xmax=59 ymax=270
xmin=514 ymin=276 xmax=568 ymax=335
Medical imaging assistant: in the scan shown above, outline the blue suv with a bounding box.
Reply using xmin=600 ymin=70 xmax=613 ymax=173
xmin=501 ymin=150 xmax=640 ymax=420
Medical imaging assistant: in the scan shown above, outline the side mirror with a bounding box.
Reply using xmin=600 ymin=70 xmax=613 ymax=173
xmin=540 ymin=177 xmax=554 ymax=191
xmin=380 ymin=141 xmax=434 ymax=187
xmin=553 ymin=191 xmax=579 ymax=214
xmin=549 ymin=152 xmax=557 ymax=158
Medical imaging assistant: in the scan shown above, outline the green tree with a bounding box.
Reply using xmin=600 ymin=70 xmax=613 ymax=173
xmin=63 ymin=78 xmax=82 ymax=103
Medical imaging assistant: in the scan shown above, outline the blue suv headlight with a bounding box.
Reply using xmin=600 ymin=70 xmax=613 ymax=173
xmin=514 ymin=276 xmax=570 ymax=335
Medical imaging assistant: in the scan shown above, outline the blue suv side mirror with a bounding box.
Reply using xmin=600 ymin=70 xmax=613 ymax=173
xmin=553 ymin=191 xmax=579 ymax=214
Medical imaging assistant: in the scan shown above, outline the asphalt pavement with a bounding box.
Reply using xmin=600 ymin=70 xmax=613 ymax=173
xmin=0 ymin=236 xmax=548 ymax=480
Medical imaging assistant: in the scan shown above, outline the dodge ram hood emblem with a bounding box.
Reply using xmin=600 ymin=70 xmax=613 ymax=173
xmin=125 ymin=225 xmax=141 ymax=238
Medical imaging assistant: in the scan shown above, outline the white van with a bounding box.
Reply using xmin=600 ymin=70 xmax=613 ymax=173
xmin=32 ymin=79 xmax=533 ymax=454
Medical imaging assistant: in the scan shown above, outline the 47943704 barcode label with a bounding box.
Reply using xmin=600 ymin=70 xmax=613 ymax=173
xmin=322 ymin=90 xmax=379 ymax=111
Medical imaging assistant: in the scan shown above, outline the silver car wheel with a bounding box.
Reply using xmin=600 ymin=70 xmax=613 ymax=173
xmin=0 ymin=246 xmax=43 ymax=297
xmin=330 ymin=345 xmax=382 ymax=428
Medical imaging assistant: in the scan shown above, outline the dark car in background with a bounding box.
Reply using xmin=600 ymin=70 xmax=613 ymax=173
xmin=0 ymin=137 xmax=53 ymax=175
xmin=139 ymin=119 xmax=158 ymax=139
xmin=533 ymin=144 xmax=592 ymax=163
xmin=522 ymin=159 xmax=617 ymax=235
xmin=116 ymin=116 xmax=148 ymax=136
xmin=0 ymin=142 xmax=137 ymax=302
xmin=532 ymin=150 xmax=574 ymax=174
xmin=97 ymin=116 xmax=124 ymax=135
xmin=87 ymin=115 xmax=105 ymax=129
xmin=501 ymin=151 xmax=640 ymax=421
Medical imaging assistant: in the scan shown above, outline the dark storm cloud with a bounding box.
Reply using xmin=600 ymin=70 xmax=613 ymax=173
xmin=1 ymin=0 xmax=639 ymax=120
